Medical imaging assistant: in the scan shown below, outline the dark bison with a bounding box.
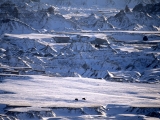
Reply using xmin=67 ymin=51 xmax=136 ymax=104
xmin=82 ymin=98 xmax=86 ymax=100
xmin=143 ymin=36 xmax=148 ymax=41
xmin=75 ymin=98 xmax=78 ymax=101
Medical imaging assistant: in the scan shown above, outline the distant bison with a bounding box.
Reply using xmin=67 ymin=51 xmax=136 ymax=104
xmin=75 ymin=98 xmax=78 ymax=101
xmin=82 ymin=98 xmax=86 ymax=100
xmin=143 ymin=36 xmax=148 ymax=41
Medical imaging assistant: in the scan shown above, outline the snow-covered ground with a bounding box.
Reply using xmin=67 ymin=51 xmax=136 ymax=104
xmin=0 ymin=32 xmax=160 ymax=119
xmin=0 ymin=0 xmax=160 ymax=119
xmin=0 ymin=75 xmax=160 ymax=119
xmin=1 ymin=75 xmax=160 ymax=108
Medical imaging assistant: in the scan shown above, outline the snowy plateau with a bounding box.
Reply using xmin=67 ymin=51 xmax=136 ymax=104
xmin=0 ymin=0 xmax=160 ymax=120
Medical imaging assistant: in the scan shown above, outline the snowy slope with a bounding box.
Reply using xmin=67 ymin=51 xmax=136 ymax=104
xmin=1 ymin=33 xmax=160 ymax=83
xmin=0 ymin=0 xmax=159 ymax=34
xmin=0 ymin=19 xmax=39 ymax=35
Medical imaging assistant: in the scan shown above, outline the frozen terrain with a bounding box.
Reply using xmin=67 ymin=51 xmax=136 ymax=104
xmin=0 ymin=75 xmax=160 ymax=120
xmin=0 ymin=0 xmax=160 ymax=34
xmin=0 ymin=0 xmax=160 ymax=120
xmin=1 ymin=32 xmax=160 ymax=83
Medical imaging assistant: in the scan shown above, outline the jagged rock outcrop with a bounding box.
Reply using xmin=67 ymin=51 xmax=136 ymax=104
xmin=0 ymin=1 xmax=78 ymax=34
xmin=0 ymin=1 xmax=159 ymax=33
xmin=73 ymin=13 xmax=113 ymax=30
xmin=0 ymin=34 xmax=160 ymax=83
xmin=107 ymin=3 xmax=160 ymax=30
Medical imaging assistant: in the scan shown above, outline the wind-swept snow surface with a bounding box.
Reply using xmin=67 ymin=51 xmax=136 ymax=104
xmin=0 ymin=76 xmax=160 ymax=119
